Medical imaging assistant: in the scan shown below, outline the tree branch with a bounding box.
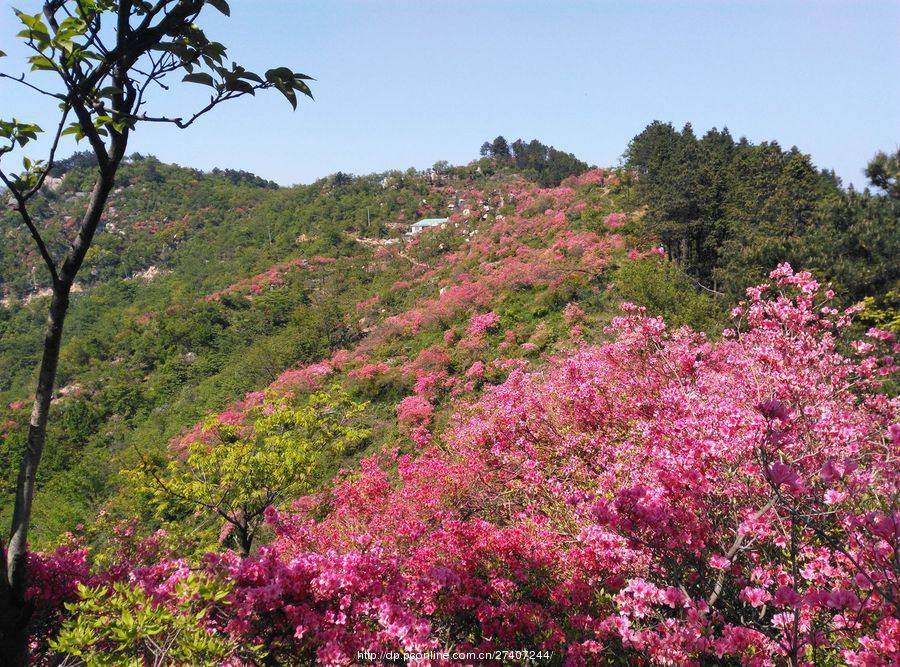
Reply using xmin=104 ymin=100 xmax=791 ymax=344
xmin=141 ymin=456 xmax=218 ymax=514
xmin=0 ymin=73 xmax=67 ymax=101
xmin=22 ymin=104 xmax=72 ymax=201
xmin=0 ymin=171 xmax=60 ymax=286
xmin=79 ymin=0 xmax=206 ymax=95
xmin=707 ymin=496 xmax=777 ymax=606
xmin=69 ymin=101 xmax=109 ymax=168
xmin=128 ymin=87 xmax=264 ymax=128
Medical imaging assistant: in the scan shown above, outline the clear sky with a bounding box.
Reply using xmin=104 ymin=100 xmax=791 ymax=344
xmin=1 ymin=0 xmax=898 ymax=188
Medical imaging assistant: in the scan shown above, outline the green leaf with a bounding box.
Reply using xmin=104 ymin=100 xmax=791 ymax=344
xmin=15 ymin=11 xmax=50 ymax=45
xmin=61 ymin=122 xmax=85 ymax=140
xmin=0 ymin=50 xmax=6 ymax=58
xmin=58 ymin=16 xmax=88 ymax=34
xmin=96 ymin=86 xmax=123 ymax=99
xmin=111 ymin=118 xmax=131 ymax=134
xmin=293 ymin=78 xmax=314 ymax=100
xmin=238 ymin=70 xmax=263 ymax=84
xmin=182 ymin=72 xmax=215 ymax=87
xmin=14 ymin=10 xmax=40 ymax=30
xmin=223 ymin=78 xmax=255 ymax=94
xmin=201 ymin=41 xmax=227 ymax=63
xmin=280 ymin=87 xmax=297 ymax=110
xmin=265 ymin=66 xmax=293 ymax=83
xmin=265 ymin=68 xmax=314 ymax=104
xmin=206 ymin=0 xmax=230 ymax=16
xmin=55 ymin=38 xmax=75 ymax=54
xmin=28 ymin=55 xmax=54 ymax=71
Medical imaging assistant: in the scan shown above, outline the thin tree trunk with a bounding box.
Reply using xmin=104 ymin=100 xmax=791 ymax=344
xmin=0 ymin=159 xmax=120 ymax=665
xmin=0 ymin=285 xmax=69 ymax=666
xmin=237 ymin=525 xmax=252 ymax=558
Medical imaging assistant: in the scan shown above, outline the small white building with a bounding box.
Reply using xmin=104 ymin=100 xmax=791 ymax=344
xmin=409 ymin=217 xmax=449 ymax=235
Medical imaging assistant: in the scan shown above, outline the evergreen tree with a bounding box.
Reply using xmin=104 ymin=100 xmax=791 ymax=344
xmin=865 ymin=148 xmax=900 ymax=199
xmin=490 ymin=135 xmax=511 ymax=160
xmin=623 ymin=121 xmax=887 ymax=301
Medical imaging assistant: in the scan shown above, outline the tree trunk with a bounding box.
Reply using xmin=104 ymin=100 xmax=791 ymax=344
xmin=0 ymin=155 xmax=119 ymax=665
xmin=0 ymin=284 xmax=70 ymax=666
xmin=236 ymin=524 xmax=252 ymax=558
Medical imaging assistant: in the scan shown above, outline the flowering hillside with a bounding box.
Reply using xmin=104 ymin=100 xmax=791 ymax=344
xmin=29 ymin=266 xmax=898 ymax=666
xmin=2 ymin=146 xmax=896 ymax=666
xmin=162 ymin=169 xmax=660 ymax=457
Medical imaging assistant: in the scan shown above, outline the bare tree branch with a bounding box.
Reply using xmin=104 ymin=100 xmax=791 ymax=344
xmin=0 ymin=72 xmax=67 ymax=100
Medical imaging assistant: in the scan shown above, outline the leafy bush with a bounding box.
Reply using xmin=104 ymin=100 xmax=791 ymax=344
xmin=49 ymin=576 xmax=255 ymax=667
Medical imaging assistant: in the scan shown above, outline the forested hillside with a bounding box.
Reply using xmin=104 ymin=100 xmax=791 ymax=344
xmin=1 ymin=156 xmax=481 ymax=540
xmin=1 ymin=127 xmax=897 ymax=665
xmin=625 ymin=123 xmax=899 ymax=307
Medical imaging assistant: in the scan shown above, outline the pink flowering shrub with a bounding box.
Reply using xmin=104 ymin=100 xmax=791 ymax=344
xmin=329 ymin=349 xmax=354 ymax=370
xmin=413 ymin=370 xmax=448 ymax=401
xmin=216 ymin=410 xmax=246 ymax=427
xmin=347 ymin=362 xmax=392 ymax=382
xmin=355 ymin=295 xmax=380 ymax=312
xmin=135 ymin=311 xmax=154 ymax=325
xmin=561 ymin=167 xmax=608 ymax=188
xmin=396 ymin=395 xmax=435 ymax=448
xmin=28 ymin=519 xmax=186 ymax=664
xmin=603 ymin=212 xmax=626 ymax=229
xmin=564 ymin=302 xmax=586 ymax=324
xmin=347 ymin=362 xmax=399 ymax=399
xmin=396 ymin=396 xmax=434 ymax=431
xmin=455 ymin=333 xmax=488 ymax=353
xmin=26 ymin=543 xmax=90 ymax=658
xmin=202 ymin=547 xmax=435 ymax=665
xmin=270 ymin=361 xmax=334 ymax=393
xmin=215 ymin=265 xmax=896 ymax=666
xmin=403 ymin=345 xmax=453 ymax=378
xmin=384 ymin=308 xmax=427 ymax=336
xmin=466 ymin=311 xmax=500 ymax=336
xmin=204 ymin=258 xmax=309 ymax=301
xmin=464 ymin=360 xmax=485 ymax=380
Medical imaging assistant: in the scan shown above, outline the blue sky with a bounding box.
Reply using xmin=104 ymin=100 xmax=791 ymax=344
xmin=1 ymin=0 xmax=898 ymax=187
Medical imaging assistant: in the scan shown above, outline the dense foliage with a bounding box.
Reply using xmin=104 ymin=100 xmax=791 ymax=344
xmin=0 ymin=160 xmax=458 ymax=542
xmin=478 ymin=135 xmax=590 ymax=187
xmin=625 ymin=122 xmax=899 ymax=304
xmin=131 ymin=390 xmax=368 ymax=557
